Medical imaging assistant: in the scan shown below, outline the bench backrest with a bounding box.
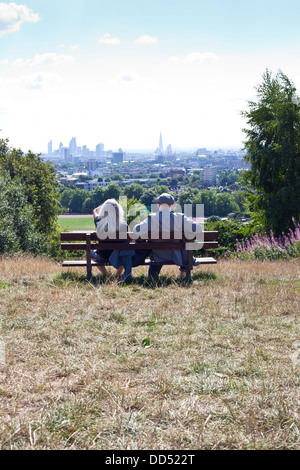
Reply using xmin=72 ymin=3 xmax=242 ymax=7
xmin=60 ymin=231 xmax=219 ymax=251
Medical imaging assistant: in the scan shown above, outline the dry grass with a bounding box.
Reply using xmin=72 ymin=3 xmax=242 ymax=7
xmin=0 ymin=255 xmax=299 ymax=450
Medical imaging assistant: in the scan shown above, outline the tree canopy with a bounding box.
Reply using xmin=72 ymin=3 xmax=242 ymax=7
xmin=0 ymin=138 xmax=60 ymax=256
xmin=241 ymin=69 xmax=300 ymax=234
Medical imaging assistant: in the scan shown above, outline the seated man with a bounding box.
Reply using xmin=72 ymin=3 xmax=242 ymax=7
xmin=132 ymin=193 xmax=202 ymax=278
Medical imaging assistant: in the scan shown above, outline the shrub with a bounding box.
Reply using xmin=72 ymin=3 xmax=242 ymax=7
xmin=227 ymin=219 xmax=300 ymax=260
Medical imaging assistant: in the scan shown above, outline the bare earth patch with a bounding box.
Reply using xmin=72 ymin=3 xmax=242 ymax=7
xmin=0 ymin=256 xmax=299 ymax=450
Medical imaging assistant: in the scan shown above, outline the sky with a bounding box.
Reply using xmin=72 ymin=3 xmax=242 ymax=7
xmin=1 ymin=0 xmax=300 ymax=154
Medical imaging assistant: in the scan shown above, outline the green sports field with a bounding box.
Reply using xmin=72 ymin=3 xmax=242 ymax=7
xmin=58 ymin=217 xmax=95 ymax=232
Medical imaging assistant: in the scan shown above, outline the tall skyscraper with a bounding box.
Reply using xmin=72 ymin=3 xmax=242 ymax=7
xmin=69 ymin=137 xmax=77 ymax=156
xmin=48 ymin=140 xmax=52 ymax=155
xmin=159 ymin=132 xmax=164 ymax=154
xmin=96 ymin=143 xmax=104 ymax=157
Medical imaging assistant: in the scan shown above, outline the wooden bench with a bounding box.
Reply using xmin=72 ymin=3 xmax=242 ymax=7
xmin=60 ymin=231 xmax=218 ymax=281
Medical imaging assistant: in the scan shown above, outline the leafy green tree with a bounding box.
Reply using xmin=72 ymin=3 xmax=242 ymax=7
xmin=0 ymin=138 xmax=60 ymax=256
xmin=124 ymin=183 xmax=144 ymax=201
xmin=0 ymin=173 xmax=45 ymax=253
xmin=215 ymin=192 xmax=240 ymax=217
xmin=93 ymin=186 xmax=106 ymax=206
xmin=199 ymin=190 xmax=216 ymax=217
xmin=218 ymin=169 xmax=240 ymax=186
xmin=104 ymin=183 xmax=121 ymax=201
xmin=69 ymin=189 xmax=89 ymax=214
xmin=141 ymin=189 xmax=158 ymax=207
xmin=152 ymin=184 xmax=169 ymax=195
xmin=110 ymin=173 xmax=124 ymax=181
xmin=60 ymin=188 xmax=75 ymax=211
xmin=178 ymin=188 xmax=200 ymax=207
xmin=0 ymin=139 xmax=59 ymax=237
xmin=241 ymin=69 xmax=300 ymax=234
xmin=82 ymin=197 xmax=94 ymax=214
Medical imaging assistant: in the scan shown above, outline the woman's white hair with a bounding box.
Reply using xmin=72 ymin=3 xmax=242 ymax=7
xmin=95 ymin=199 xmax=126 ymax=239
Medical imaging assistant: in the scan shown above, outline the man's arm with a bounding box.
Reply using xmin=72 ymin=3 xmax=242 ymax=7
xmin=182 ymin=214 xmax=203 ymax=239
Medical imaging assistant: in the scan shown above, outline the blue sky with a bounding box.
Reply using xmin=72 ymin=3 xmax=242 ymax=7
xmin=1 ymin=0 xmax=300 ymax=153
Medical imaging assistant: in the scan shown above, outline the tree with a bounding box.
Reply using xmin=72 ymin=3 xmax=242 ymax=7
xmin=69 ymin=189 xmax=89 ymax=213
xmin=0 ymin=139 xmax=59 ymax=237
xmin=59 ymin=188 xmax=75 ymax=211
xmin=199 ymin=190 xmax=216 ymax=217
xmin=93 ymin=186 xmax=106 ymax=207
xmin=141 ymin=189 xmax=157 ymax=207
xmin=0 ymin=173 xmax=47 ymax=254
xmin=241 ymin=69 xmax=300 ymax=234
xmin=104 ymin=183 xmax=121 ymax=201
xmin=124 ymin=183 xmax=144 ymax=201
xmin=0 ymin=138 xmax=60 ymax=256
xmin=110 ymin=173 xmax=124 ymax=181
xmin=215 ymin=192 xmax=240 ymax=217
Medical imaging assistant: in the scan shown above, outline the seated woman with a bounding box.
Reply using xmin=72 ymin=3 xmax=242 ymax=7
xmin=92 ymin=199 xmax=128 ymax=278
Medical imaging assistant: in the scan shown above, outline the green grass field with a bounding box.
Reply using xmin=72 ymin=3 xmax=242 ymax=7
xmin=58 ymin=217 xmax=95 ymax=232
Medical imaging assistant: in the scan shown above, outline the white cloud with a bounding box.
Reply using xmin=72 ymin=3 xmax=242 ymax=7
xmin=32 ymin=52 xmax=74 ymax=66
xmin=11 ymin=57 xmax=31 ymax=67
xmin=0 ymin=2 xmax=40 ymax=37
xmin=169 ymin=52 xmax=219 ymax=64
xmin=113 ymin=71 xmax=140 ymax=83
xmin=3 ymin=72 xmax=61 ymax=89
xmin=98 ymin=33 xmax=121 ymax=45
xmin=69 ymin=44 xmax=80 ymax=51
xmin=11 ymin=52 xmax=74 ymax=67
xmin=183 ymin=52 xmax=218 ymax=64
xmin=134 ymin=35 xmax=158 ymax=45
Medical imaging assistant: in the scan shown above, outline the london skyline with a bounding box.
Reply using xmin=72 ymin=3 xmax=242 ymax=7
xmin=1 ymin=0 xmax=300 ymax=154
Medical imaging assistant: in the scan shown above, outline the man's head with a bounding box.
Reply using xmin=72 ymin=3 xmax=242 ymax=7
xmin=156 ymin=193 xmax=174 ymax=210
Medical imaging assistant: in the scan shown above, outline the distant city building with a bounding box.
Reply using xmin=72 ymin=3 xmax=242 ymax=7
xmin=167 ymin=169 xmax=185 ymax=178
xmin=48 ymin=140 xmax=52 ymax=155
xmin=159 ymin=132 xmax=164 ymax=154
xmin=86 ymin=159 xmax=98 ymax=172
xmin=155 ymin=132 xmax=165 ymax=155
xmin=196 ymin=148 xmax=208 ymax=156
xmin=111 ymin=149 xmax=124 ymax=163
xmin=59 ymin=177 xmax=77 ymax=186
xmin=69 ymin=137 xmax=77 ymax=156
xmin=166 ymin=144 xmax=173 ymax=154
xmin=62 ymin=147 xmax=72 ymax=163
xmin=203 ymin=166 xmax=217 ymax=186
xmin=96 ymin=143 xmax=105 ymax=157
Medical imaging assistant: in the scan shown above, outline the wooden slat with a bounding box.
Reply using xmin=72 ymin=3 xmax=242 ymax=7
xmin=60 ymin=231 xmax=219 ymax=242
xmin=193 ymin=257 xmax=217 ymax=264
xmin=62 ymin=257 xmax=217 ymax=267
xmin=61 ymin=241 xmax=218 ymax=251
xmin=62 ymin=260 xmax=108 ymax=267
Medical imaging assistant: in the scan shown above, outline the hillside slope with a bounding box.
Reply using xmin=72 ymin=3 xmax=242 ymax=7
xmin=0 ymin=257 xmax=299 ymax=450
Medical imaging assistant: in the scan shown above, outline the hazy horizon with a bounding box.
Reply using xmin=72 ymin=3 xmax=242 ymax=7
xmin=1 ymin=0 xmax=300 ymax=153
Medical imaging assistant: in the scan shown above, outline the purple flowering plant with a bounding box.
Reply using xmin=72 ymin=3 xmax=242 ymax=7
xmin=226 ymin=219 xmax=300 ymax=260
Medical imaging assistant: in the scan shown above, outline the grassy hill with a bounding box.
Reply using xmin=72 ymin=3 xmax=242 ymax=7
xmin=0 ymin=256 xmax=299 ymax=450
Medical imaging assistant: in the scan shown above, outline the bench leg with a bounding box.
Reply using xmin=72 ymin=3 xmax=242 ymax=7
xmin=186 ymin=250 xmax=193 ymax=282
xmin=86 ymin=233 xmax=92 ymax=281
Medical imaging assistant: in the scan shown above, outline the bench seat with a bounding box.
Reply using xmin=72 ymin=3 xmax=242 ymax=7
xmin=60 ymin=231 xmax=218 ymax=280
xmin=62 ymin=256 xmax=217 ymax=268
